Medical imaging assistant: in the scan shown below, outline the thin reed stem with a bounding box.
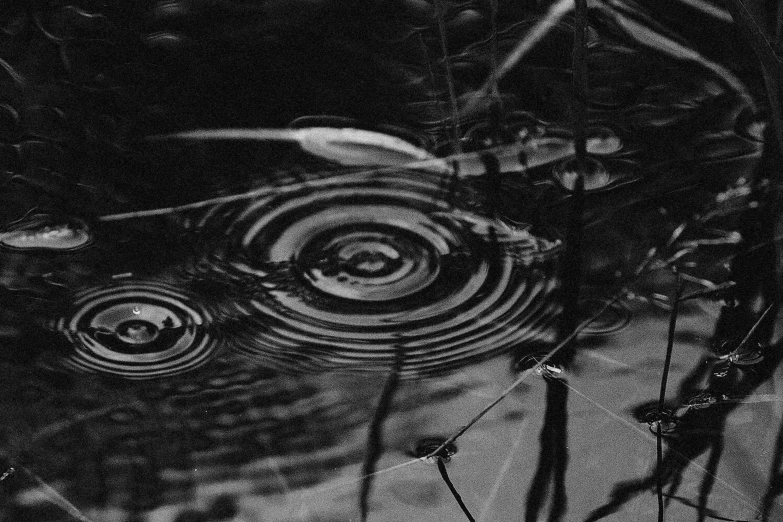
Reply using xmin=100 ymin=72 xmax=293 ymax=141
xmin=434 ymin=0 xmax=462 ymax=154
xmin=657 ymin=272 xmax=683 ymax=522
xmin=572 ymin=0 xmax=589 ymax=163
xmin=657 ymin=421 xmax=664 ymax=522
xmin=425 ymin=289 xmax=626 ymax=461
xmin=658 ymin=271 xmax=683 ymax=408
xmin=437 ymin=458 xmax=476 ymax=522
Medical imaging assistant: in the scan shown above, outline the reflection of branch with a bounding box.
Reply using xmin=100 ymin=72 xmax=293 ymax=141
xmin=761 ymin=410 xmax=783 ymax=520
xmin=524 ymin=379 xmax=570 ymax=522
xmin=697 ymin=440 xmax=724 ymax=522
xmin=663 ymin=492 xmax=755 ymax=521
xmin=657 ymin=274 xmax=683 ymax=522
xmin=359 ymin=348 xmax=404 ymax=522
xmin=585 ymin=337 xmax=781 ymax=522
xmin=721 ymin=0 xmax=783 ymax=155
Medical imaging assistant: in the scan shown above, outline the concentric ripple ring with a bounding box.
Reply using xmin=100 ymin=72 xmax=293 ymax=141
xmin=195 ymin=170 xmax=563 ymax=376
xmin=55 ymin=280 xmax=217 ymax=379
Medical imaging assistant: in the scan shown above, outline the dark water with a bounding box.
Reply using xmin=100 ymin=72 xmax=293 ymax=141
xmin=1 ymin=1 xmax=782 ymax=521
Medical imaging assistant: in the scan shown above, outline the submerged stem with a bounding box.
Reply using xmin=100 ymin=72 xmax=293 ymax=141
xmin=437 ymin=458 xmax=476 ymax=522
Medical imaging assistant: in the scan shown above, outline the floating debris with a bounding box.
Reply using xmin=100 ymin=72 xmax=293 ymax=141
xmin=0 ymin=214 xmax=93 ymax=252
xmin=0 ymin=467 xmax=15 ymax=481
xmin=157 ymin=126 xmax=436 ymax=167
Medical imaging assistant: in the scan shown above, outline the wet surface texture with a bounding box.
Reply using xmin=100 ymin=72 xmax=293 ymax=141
xmin=1 ymin=1 xmax=783 ymax=521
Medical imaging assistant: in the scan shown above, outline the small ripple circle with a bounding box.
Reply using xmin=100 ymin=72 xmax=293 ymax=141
xmin=55 ymin=280 xmax=218 ymax=379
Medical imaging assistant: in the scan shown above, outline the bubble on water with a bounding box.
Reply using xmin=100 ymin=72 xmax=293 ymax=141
xmin=192 ymin=169 xmax=562 ymax=376
xmin=0 ymin=214 xmax=93 ymax=252
xmin=54 ymin=281 xmax=218 ymax=379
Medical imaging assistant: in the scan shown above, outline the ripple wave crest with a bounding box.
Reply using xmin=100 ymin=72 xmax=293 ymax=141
xmin=55 ymin=280 xmax=218 ymax=379
xmin=194 ymin=170 xmax=563 ymax=376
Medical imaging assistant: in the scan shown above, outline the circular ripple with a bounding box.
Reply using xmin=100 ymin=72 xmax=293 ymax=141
xmin=55 ymin=281 xmax=217 ymax=379
xmin=195 ymin=170 xmax=562 ymax=376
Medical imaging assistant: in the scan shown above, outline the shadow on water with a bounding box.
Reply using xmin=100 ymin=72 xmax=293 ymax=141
xmin=585 ymin=125 xmax=783 ymax=521
xmin=524 ymin=379 xmax=570 ymax=522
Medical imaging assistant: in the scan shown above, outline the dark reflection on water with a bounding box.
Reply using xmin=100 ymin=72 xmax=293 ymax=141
xmin=1 ymin=1 xmax=783 ymax=521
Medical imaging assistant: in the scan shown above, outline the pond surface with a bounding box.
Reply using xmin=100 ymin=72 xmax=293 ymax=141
xmin=1 ymin=1 xmax=783 ymax=521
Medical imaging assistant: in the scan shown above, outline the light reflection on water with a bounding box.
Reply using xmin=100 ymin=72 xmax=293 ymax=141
xmin=1 ymin=1 xmax=782 ymax=521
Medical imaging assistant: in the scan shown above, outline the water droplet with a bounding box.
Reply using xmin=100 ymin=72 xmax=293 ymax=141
xmin=132 ymin=306 xmax=142 ymax=315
